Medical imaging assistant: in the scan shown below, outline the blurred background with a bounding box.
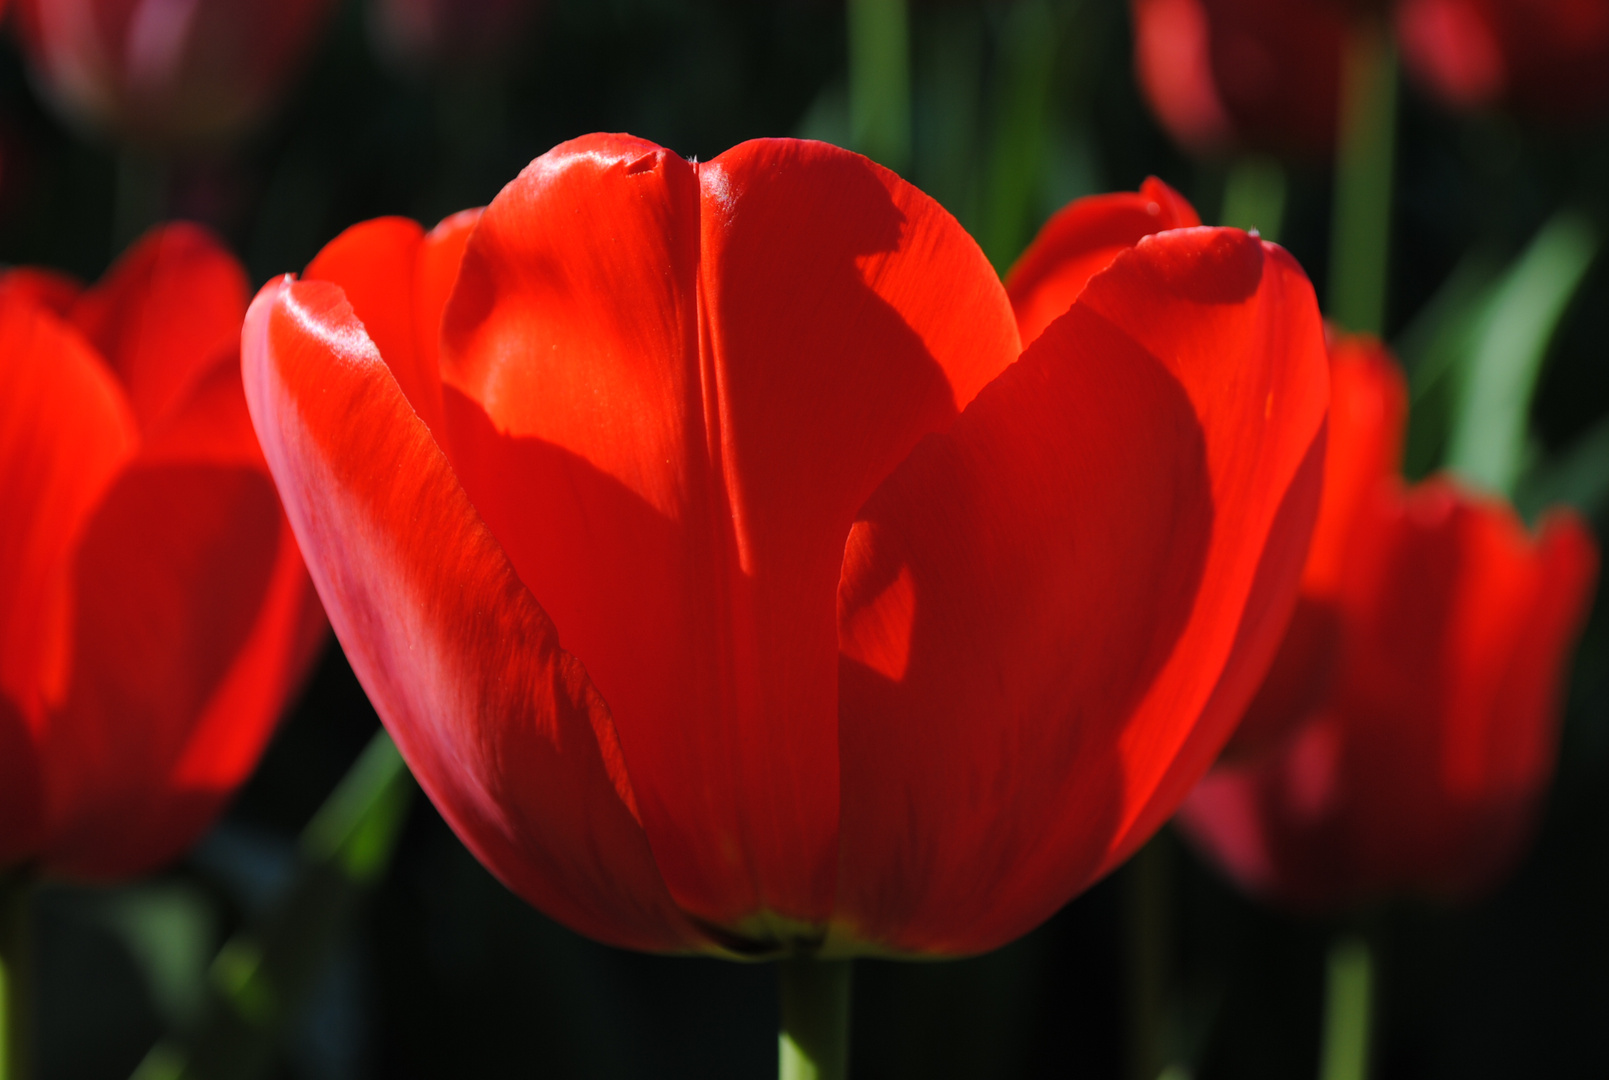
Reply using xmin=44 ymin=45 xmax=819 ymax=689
xmin=2 ymin=0 xmax=1608 ymax=1076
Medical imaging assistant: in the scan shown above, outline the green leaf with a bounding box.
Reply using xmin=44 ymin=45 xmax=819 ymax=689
xmin=848 ymin=0 xmax=912 ymax=174
xmin=1218 ymin=156 xmax=1287 ymax=244
xmin=1445 ymin=211 xmax=1599 ymax=496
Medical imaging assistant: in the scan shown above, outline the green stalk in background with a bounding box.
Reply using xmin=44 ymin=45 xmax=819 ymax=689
xmin=979 ymin=0 xmax=1060 ymax=271
xmin=1328 ymin=21 xmax=1398 ymax=336
xmin=1445 ymin=212 xmax=1599 ymax=496
xmin=132 ymin=730 xmax=414 ymax=1080
xmin=848 ymin=0 xmax=911 ymax=174
xmin=779 ymin=958 xmax=852 ymax=1080
xmin=0 ymin=875 xmax=33 ymax=1080
xmin=1219 ymin=156 xmax=1287 ymax=244
xmin=1317 ymin=937 xmax=1373 ymax=1080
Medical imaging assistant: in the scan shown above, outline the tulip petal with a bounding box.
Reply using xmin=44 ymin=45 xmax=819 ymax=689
xmin=243 ymin=276 xmax=704 ymax=952
xmin=70 ymin=223 xmax=249 ymax=434
xmin=303 ymin=209 xmax=481 ymax=437
xmin=1228 ymin=336 xmax=1406 ymax=759
xmin=1182 ymin=484 xmax=1597 ymax=906
xmin=1006 ymin=177 xmax=1201 ymax=347
xmin=438 ymin=135 xmax=1019 ymax=937
xmin=0 ymin=295 xmax=136 ymax=867
xmin=41 ymin=358 xmax=323 ymax=877
xmin=0 ymin=298 xmax=138 ymax=713
xmin=834 ymin=228 xmax=1328 ymax=954
xmin=0 ymin=266 xmax=83 ymax=315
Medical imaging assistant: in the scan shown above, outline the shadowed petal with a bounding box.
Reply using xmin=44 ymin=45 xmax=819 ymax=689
xmin=1006 ymin=177 xmax=1201 ymax=347
xmin=0 ymin=294 xmax=137 ymax=867
xmin=70 ymin=223 xmax=249 ymax=434
xmin=834 ymin=228 xmax=1328 ymax=955
xmin=437 ymin=134 xmax=1019 ymax=938
xmin=243 ymin=275 xmax=704 ymax=952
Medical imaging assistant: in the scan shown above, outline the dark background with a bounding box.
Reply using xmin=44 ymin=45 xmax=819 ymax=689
xmin=4 ymin=0 xmax=1608 ymax=1076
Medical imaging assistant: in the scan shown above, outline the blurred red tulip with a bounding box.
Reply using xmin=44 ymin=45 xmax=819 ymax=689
xmin=1396 ymin=0 xmax=1609 ymax=122
xmin=1177 ymin=336 xmax=1598 ymax=909
xmin=0 ymin=224 xmax=324 ymax=879
xmin=1130 ymin=0 xmax=1349 ymax=158
xmin=241 ymin=136 xmax=1329 ymax=956
xmin=369 ymin=0 xmax=543 ymax=72
xmin=12 ymin=0 xmax=336 ymax=147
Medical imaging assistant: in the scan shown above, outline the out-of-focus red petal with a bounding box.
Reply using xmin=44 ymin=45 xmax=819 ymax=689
xmin=1397 ymin=0 xmax=1609 ymax=122
xmin=242 ymin=276 xmax=703 ymax=952
xmin=1006 ymin=177 xmax=1201 ymax=348
xmin=833 ymin=228 xmax=1328 ymax=955
xmin=1181 ymin=482 xmax=1598 ymax=908
xmin=0 ymin=293 xmax=137 ymax=737
xmin=70 ymin=223 xmax=249 ymax=435
xmin=1132 ymin=0 xmax=1347 ymax=158
xmin=1131 ymin=0 xmax=1236 ymax=155
xmin=438 ymin=135 xmax=1018 ymax=939
xmin=41 ymin=456 xmax=283 ymax=874
xmin=1227 ymin=334 xmax=1406 ymax=758
xmin=41 ymin=357 xmax=324 ymax=877
xmin=0 ymin=266 xmax=83 ymax=315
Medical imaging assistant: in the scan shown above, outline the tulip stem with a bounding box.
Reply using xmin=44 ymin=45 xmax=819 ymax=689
xmin=1317 ymin=936 xmax=1373 ymax=1080
xmin=1220 ymin=155 xmax=1287 ymax=244
xmin=847 ymin=0 xmax=911 ymax=173
xmin=0 ymin=874 xmax=33 ymax=1080
xmin=778 ymin=957 xmax=852 ymax=1080
xmin=1328 ymin=18 xmax=1398 ymax=336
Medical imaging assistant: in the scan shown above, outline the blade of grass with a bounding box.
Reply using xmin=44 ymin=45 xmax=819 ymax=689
xmin=1445 ymin=211 xmax=1598 ymax=496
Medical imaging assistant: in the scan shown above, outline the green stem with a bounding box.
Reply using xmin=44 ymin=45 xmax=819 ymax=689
xmin=0 ymin=876 xmax=32 ymax=1080
xmin=1317 ymin=936 xmax=1373 ymax=1080
xmin=778 ymin=957 xmax=852 ymax=1080
xmin=131 ymin=730 xmax=414 ymax=1080
xmin=1219 ymin=155 xmax=1288 ymax=244
xmin=847 ymin=0 xmax=911 ymax=173
xmin=1328 ymin=19 xmax=1398 ymax=336
xmin=980 ymin=0 xmax=1059 ymax=271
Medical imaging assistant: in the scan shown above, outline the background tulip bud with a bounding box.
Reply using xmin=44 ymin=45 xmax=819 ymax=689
xmin=0 ymin=223 xmax=324 ymax=879
xmin=1177 ymin=338 xmax=1599 ymax=909
xmin=11 ymin=0 xmax=337 ymax=148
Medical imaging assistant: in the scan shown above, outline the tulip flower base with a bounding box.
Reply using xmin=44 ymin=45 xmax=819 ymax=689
xmin=779 ymin=958 xmax=851 ymax=1080
xmin=0 ymin=874 xmax=31 ymax=1080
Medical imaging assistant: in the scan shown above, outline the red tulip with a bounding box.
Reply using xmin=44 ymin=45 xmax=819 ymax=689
xmin=1396 ymin=0 xmax=1609 ymax=121
xmin=242 ymin=135 xmax=1328 ymax=956
xmin=369 ymin=0 xmax=543 ymax=72
xmin=11 ymin=0 xmax=336 ymax=146
xmin=0 ymin=223 xmax=324 ymax=879
xmin=1130 ymin=0 xmax=1349 ymax=158
xmin=1177 ymin=337 xmax=1598 ymax=908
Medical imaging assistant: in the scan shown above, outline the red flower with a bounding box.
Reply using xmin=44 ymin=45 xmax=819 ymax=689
xmin=1396 ymin=0 xmax=1609 ymax=122
xmin=1177 ymin=337 xmax=1598 ymax=909
xmin=11 ymin=0 xmax=336 ymax=146
xmin=0 ymin=224 xmax=324 ymax=879
xmin=1130 ymin=0 xmax=1350 ymax=158
xmin=242 ymin=136 xmax=1328 ymax=956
